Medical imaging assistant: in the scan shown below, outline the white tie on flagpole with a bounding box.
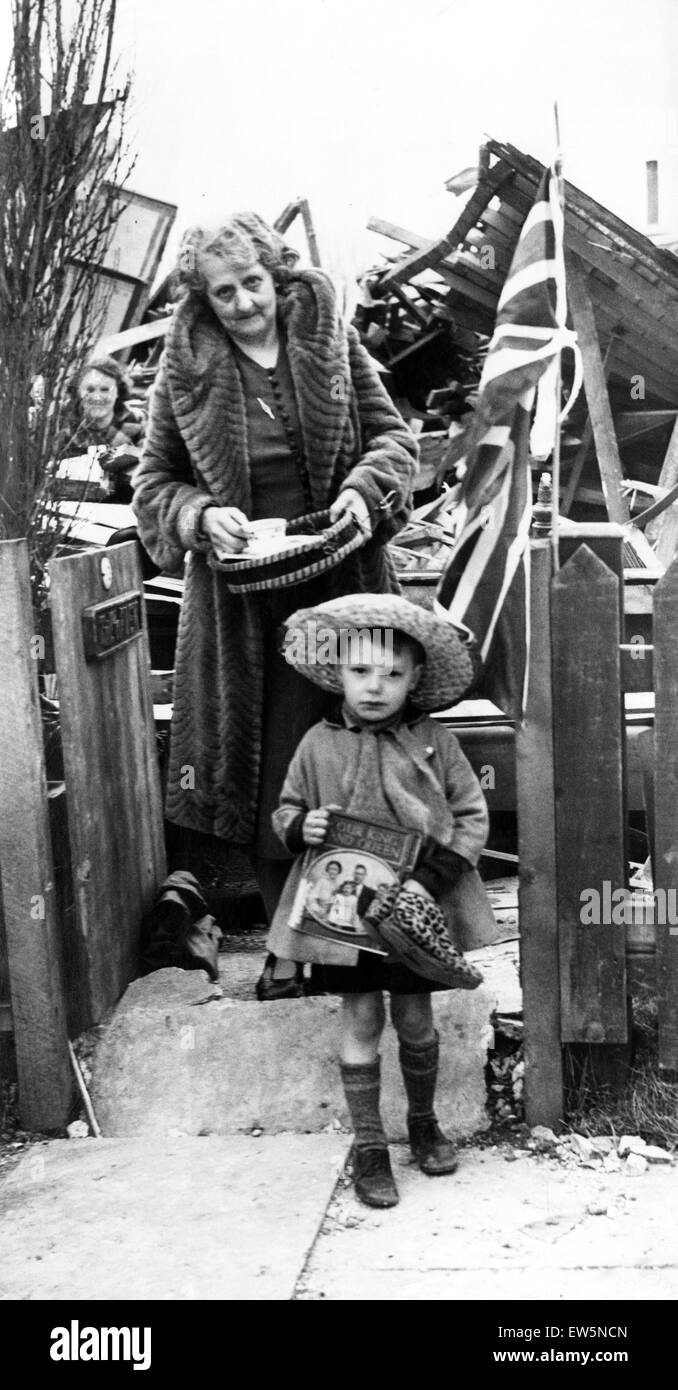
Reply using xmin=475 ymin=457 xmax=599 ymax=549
xmin=550 ymin=102 xmax=564 ymax=573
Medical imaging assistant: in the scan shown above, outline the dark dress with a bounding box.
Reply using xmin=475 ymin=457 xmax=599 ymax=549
xmin=233 ymin=341 xmax=337 ymax=915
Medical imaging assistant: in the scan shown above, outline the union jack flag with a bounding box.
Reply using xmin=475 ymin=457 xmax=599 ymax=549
xmin=435 ymin=163 xmax=577 ymax=718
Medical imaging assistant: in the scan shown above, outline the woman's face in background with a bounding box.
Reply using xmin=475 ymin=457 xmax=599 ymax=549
xmin=78 ymin=369 xmax=117 ymax=427
xmin=201 ymin=252 xmax=277 ymax=346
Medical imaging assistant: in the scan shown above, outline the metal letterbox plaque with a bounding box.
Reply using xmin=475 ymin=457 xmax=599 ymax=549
xmin=82 ymin=589 xmax=143 ymax=661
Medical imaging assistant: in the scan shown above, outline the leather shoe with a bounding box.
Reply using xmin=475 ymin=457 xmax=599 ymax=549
xmin=255 ymin=954 xmax=305 ymax=1002
xmin=352 ymin=1145 xmax=400 ymax=1208
xmin=408 ymin=1115 xmax=458 ymax=1175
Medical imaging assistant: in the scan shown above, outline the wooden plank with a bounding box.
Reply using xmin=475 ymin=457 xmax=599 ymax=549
xmin=566 ymin=261 xmax=678 ymax=382
xmin=474 ymin=204 xmax=520 ymax=250
xmin=561 ymin=334 xmax=618 ymax=516
xmin=373 ymin=160 xmax=515 ymax=293
xmin=580 ymin=296 xmax=678 ymax=406
xmin=299 ymin=198 xmax=321 ymax=267
xmin=367 ymin=216 xmax=427 ymax=249
xmin=275 ymin=197 xmax=321 ymax=266
xmin=635 ymin=728 xmax=656 ymax=882
xmin=652 ymin=555 xmax=678 ymax=1068
xmin=565 ymin=223 xmax=678 ymax=343
xmin=650 ymin=417 xmax=678 ymax=567
xmin=551 ymin=545 xmax=628 ymax=1043
xmin=274 ymin=198 xmax=302 ymax=234
xmin=0 ymin=540 xmax=72 ymax=1127
xmin=387 ymin=281 xmax=430 ymax=330
xmin=368 ymin=215 xmax=504 ymax=311
xmin=516 ymin=542 xmax=563 ymax=1125
xmin=620 ymin=644 xmax=654 ymax=693
xmin=566 ymin=255 xmax=630 ymax=526
xmin=0 ymin=885 xmax=10 ymax=1017
xmin=49 ymin=541 xmax=166 ymax=1032
xmin=616 ymin=411 xmax=678 ymax=442
xmin=463 ymin=226 xmax=513 ymax=276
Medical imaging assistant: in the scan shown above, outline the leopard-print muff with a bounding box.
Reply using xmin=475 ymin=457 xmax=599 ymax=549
xmin=365 ymin=886 xmax=483 ymax=990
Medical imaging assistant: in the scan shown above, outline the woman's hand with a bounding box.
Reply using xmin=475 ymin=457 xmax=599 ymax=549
xmin=329 ymin=487 xmax=372 ymax=535
xmin=203 ymin=506 xmax=252 ymax=556
xmin=302 ymin=804 xmax=342 ymax=846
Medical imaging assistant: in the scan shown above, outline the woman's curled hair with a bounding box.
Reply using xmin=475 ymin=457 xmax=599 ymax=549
xmin=175 ymin=212 xmax=300 ymax=298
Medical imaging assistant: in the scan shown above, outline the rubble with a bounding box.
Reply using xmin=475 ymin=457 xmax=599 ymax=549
xmin=529 ymin=1125 xmax=559 ymax=1150
xmin=619 ymin=1134 xmax=648 ymax=1157
xmin=503 ymin=1129 xmax=674 ymax=1172
xmin=486 ymin=1008 xmax=524 ymax=1126
xmin=625 ymin=1152 xmax=650 ymax=1175
xmin=66 ymin=1120 xmax=90 ymax=1139
xmin=643 ymin=1144 xmax=675 ymax=1163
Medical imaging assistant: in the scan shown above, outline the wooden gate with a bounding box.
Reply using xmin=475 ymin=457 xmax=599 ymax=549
xmin=0 ymin=542 xmax=71 ymax=1128
xmin=49 ymin=541 xmax=166 ymax=1034
xmin=0 ymin=539 xmax=166 ymax=1126
xmin=519 ymin=536 xmax=678 ymax=1126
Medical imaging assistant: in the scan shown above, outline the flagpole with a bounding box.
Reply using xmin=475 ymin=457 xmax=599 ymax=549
xmin=551 ymin=100 xmax=564 ymax=574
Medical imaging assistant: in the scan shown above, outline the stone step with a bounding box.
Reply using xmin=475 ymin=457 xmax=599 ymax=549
xmin=89 ymin=943 xmax=521 ymax=1142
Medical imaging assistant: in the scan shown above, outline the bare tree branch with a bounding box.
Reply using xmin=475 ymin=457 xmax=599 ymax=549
xmin=1 ymin=0 xmax=135 ymax=569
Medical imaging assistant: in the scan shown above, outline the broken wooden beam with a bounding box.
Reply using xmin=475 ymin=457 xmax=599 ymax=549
xmin=371 ymin=160 xmax=515 ymax=294
xmin=649 ymin=415 xmax=678 ymax=567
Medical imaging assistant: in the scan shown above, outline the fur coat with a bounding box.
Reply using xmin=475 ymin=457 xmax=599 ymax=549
xmin=132 ymin=268 xmax=419 ymax=844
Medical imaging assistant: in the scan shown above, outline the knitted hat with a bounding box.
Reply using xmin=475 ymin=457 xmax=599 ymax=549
xmin=281 ymin=593 xmax=475 ymax=711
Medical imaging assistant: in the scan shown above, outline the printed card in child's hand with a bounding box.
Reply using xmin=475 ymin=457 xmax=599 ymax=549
xmin=289 ymin=811 xmax=422 ymax=954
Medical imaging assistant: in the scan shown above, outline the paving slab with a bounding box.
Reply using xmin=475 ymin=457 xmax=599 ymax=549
xmin=0 ymin=1134 xmax=349 ymax=1302
xmin=295 ymin=1147 xmax=678 ymax=1301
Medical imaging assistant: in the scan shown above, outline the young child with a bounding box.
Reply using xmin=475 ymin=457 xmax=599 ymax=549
xmin=305 ymin=860 xmax=343 ymax=920
xmin=267 ymin=594 xmax=489 ymax=1209
xmin=327 ymin=880 xmax=360 ymax=932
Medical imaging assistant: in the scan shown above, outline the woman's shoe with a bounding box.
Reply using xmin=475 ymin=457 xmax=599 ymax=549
xmin=255 ymin=953 xmax=305 ymax=1001
xmin=408 ymin=1115 xmax=459 ymax=1175
xmin=352 ymin=1145 xmax=400 ymax=1208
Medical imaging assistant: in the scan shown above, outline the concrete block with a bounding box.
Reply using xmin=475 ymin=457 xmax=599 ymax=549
xmin=90 ymin=968 xmax=493 ymax=1140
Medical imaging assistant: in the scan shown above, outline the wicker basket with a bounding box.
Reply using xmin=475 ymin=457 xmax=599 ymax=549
xmin=208 ymin=508 xmax=366 ymax=593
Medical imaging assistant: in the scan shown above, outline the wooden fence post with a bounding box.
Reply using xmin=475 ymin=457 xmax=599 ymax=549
xmin=551 ymin=545 xmax=627 ymax=1043
xmin=517 ymin=540 xmax=563 ymax=1126
xmin=49 ymin=541 xmax=166 ymax=1032
xmin=0 ymin=540 xmax=72 ymax=1127
xmin=652 ymin=555 xmax=678 ymax=1069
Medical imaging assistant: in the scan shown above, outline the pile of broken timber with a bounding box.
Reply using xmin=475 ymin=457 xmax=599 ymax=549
xmin=355 ymin=237 xmax=490 ymax=498
xmin=361 ymin=138 xmax=678 ymax=549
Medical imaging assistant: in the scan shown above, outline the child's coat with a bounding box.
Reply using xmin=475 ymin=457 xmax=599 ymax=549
xmin=267 ymin=707 xmax=490 ymax=966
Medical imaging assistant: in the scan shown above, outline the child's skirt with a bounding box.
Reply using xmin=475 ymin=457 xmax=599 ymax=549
xmin=318 ymin=954 xmax=449 ymax=995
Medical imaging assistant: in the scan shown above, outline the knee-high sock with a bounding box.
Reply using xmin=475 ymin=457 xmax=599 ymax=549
xmin=398 ymin=1032 xmax=439 ymax=1120
xmin=339 ymin=1059 xmax=387 ymax=1149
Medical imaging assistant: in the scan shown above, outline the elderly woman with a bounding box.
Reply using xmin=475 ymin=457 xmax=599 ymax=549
xmin=63 ymin=356 xmax=146 ymax=500
xmin=132 ymin=213 xmax=418 ymax=997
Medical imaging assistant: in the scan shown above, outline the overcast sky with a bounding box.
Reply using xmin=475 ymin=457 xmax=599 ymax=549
xmin=112 ymin=0 xmax=678 ymax=282
xmin=6 ymin=0 xmax=678 ymax=283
